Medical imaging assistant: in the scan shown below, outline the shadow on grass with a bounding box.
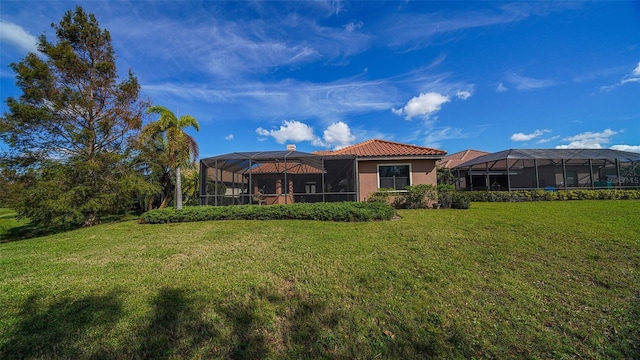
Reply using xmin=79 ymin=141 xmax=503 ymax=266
xmin=0 ymin=221 xmax=68 ymax=243
xmin=0 ymin=213 xmax=140 ymax=243
xmin=0 ymin=284 xmax=451 ymax=359
xmin=133 ymin=287 xmax=220 ymax=359
xmin=0 ymin=292 xmax=123 ymax=359
xmin=134 ymin=286 xmax=339 ymax=359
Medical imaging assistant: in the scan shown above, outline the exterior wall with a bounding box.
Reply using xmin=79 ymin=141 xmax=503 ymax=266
xmin=357 ymin=159 xmax=438 ymax=202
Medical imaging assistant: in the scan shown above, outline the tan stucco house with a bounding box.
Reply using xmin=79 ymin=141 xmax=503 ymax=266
xmin=199 ymin=139 xmax=446 ymax=205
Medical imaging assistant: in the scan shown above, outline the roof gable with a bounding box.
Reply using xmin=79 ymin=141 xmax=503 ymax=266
xmin=317 ymin=139 xmax=446 ymax=158
xmin=437 ymin=149 xmax=489 ymax=168
xmin=248 ymin=162 xmax=323 ymax=175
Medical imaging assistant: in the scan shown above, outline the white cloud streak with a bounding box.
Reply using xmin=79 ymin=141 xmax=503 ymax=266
xmin=555 ymin=129 xmax=617 ymax=149
xmin=511 ymin=129 xmax=551 ymax=142
xmin=143 ymin=69 xmax=467 ymax=123
xmin=380 ymin=3 xmax=571 ymax=49
xmin=506 ymin=73 xmax=558 ymax=90
xmin=0 ymin=20 xmax=38 ymax=54
xmin=600 ymin=61 xmax=640 ymax=92
xmin=423 ymin=127 xmax=466 ymax=149
xmin=106 ymin=5 xmax=373 ymax=81
xmin=610 ymin=144 xmax=640 ymax=153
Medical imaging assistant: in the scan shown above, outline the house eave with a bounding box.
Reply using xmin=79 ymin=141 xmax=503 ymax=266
xmin=356 ymin=155 xmax=445 ymax=161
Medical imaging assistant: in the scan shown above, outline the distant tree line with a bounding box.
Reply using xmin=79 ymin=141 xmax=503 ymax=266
xmin=0 ymin=6 xmax=199 ymax=228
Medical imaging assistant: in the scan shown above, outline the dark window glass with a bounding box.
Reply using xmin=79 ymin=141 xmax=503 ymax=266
xmin=379 ymin=165 xmax=410 ymax=190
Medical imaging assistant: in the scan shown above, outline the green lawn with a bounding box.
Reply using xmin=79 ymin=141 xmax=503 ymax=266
xmin=0 ymin=209 xmax=28 ymax=239
xmin=1 ymin=201 xmax=639 ymax=359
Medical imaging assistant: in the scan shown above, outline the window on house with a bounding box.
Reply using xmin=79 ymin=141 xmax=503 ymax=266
xmin=378 ymin=164 xmax=410 ymax=190
xmin=305 ymin=182 xmax=317 ymax=193
xmin=565 ymin=170 xmax=577 ymax=187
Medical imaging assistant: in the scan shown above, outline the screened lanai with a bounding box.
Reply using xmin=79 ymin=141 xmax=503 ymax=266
xmin=453 ymin=149 xmax=640 ymax=191
xmin=199 ymin=150 xmax=357 ymax=205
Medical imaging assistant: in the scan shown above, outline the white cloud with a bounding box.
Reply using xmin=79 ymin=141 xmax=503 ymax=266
xmin=255 ymin=120 xmax=356 ymax=149
xmin=255 ymin=120 xmax=319 ymax=144
xmin=391 ymin=108 xmax=403 ymax=116
xmin=0 ymin=20 xmax=38 ymax=54
xmin=323 ymin=121 xmax=355 ymax=149
xmin=380 ymin=3 xmax=573 ymax=49
xmin=511 ymin=129 xmax=551 ymax=142
xmin=225 ymin=134 xmax=234 ymax=141
xmin=601 ymin=61 xmax=640 ymax=92
xmin=555 ymin=129 xmax=617 ymax=149
xmin=256 ymin=128 xmax=270 ymax=137
xmin=537 ymin=135 xmax=560 ymax=144
xmin=423 ymin=127 xmax=465 ymax=149
xmin=344 ymin=21 xmax=363 ymax=33
xmin=394 ymin=92 xmax=450 ymax=120
xmin=496 ymin=82 xmax=508 ymax=92
xmin=610 ymin=144 xmax=640 ymax=153
xmin=506 ymin=73 xmax=558 ymax=90
xmin=456 ymin=90 xmax=471 ymax=100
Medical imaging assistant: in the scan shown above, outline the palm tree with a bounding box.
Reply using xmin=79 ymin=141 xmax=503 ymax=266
xmin=180 ymin=164 xmax=200 ymax=206
xmin=144 ymin=105 xmax=200 ymax=209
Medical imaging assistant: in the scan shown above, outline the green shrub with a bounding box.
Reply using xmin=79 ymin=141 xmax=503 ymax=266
xmin=139 ymin=202 xmax=395 ymax=224
xmin=463 ymin=189 xmax=640 ymax=202
xmin=451 ymin=192 xmax=471 ymax=209
xmin=438 ymin=191 xmax=453 ymax=209
xmin=402 ymin=184 xmax=437 ymax=209
xmin=437 ymin=184 xmax=455 ymax=192
xmin=366 ymin=188 xmax=394 ymax=204
xmin=438 ymin=191 xmax=470 ymax=209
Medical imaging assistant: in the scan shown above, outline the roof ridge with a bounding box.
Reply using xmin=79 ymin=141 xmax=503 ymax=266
xmin=330 ymin=138 xmax=379 ymax=153
xmin=336 ymin=138 xmax=443 ymax=153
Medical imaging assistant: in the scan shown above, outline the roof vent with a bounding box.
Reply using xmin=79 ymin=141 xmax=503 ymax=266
xmin=286 ymin=144 xmax=297 ymax=151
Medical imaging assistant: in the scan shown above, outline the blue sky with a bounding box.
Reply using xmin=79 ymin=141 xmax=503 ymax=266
xmin=1 ymin=1 xmax=639 ymax=158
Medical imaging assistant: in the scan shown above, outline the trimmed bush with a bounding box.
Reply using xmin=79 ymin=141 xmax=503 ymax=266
xmin=463 ymin=189 xmax=640 ymax=202
xmin=366 ymin=188 xmax=394 ymax=204
xmin=438 ymin=191 xmax=471 ymax=209
xmin=139 ymin=202 xmax=395 ymax=224
xmin=399 ymin=184 xmax=437 ymax=209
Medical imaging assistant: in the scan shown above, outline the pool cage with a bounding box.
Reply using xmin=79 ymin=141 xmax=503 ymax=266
xmin=453 ymin=149 xmax=640 ymax=191
xmin=199 ymin=151 xmax=358 ymax=205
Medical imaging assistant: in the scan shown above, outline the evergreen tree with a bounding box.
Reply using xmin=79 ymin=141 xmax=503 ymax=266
xmin=0 ymin=6 xmax=149 ymax=227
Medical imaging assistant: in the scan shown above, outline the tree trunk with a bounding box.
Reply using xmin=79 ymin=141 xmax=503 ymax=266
xmin=83 ymin=213 xmax=100 ymax=227
xmin=176 ymin=166 xmax=182 ymax=209
xmin=159 ymin=196 xmax=169 ymax=209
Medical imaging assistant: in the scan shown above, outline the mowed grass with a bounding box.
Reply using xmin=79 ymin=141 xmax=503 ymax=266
xmin=0 ymin=201 xmax=638 ymax=359
xmin=0 ymin=209 xmax=29 ymax=239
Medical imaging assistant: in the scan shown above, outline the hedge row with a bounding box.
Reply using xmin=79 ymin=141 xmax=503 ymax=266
xmin=139 ymin=202 xmax=395 ymax=224
xmin=463 ymin=189 xmax=640 ymax=202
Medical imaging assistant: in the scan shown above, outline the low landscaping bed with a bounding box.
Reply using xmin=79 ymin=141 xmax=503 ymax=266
xmin=139 ymin=202 xmax=395 ymax=224
xmin=463 ymin=189 xmax=640 ymax=202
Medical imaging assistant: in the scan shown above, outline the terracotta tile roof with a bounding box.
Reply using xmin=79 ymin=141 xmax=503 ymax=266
xmin=437 ymin=149 xmax=489 ymax=168
xmin=248 ymin=162 xmax=323 ymax=174
xmin=315 ymin=139 xmax=446 ymax=158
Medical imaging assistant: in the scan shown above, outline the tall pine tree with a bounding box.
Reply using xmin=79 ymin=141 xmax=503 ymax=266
xmin=0 ymin=6 xmax=150 ymax=227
